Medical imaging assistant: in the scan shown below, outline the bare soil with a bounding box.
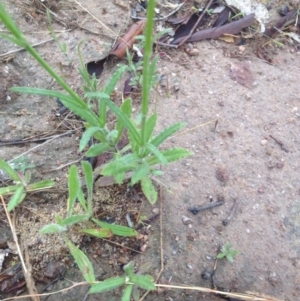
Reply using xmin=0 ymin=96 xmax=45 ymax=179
xmin=0 ymin=1 xmax=300 ymax=301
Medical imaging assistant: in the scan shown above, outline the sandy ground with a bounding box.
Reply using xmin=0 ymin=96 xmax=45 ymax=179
xmin=0 ymin=1 xmax=300 ymax=301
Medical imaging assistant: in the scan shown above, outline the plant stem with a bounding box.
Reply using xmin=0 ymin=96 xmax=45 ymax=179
xmin=140 ymin=0 xmax=156 ymax=146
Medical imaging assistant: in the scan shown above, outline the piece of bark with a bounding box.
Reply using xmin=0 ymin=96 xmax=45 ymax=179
xmin=172 ymin=14 xmax=255 ymax=44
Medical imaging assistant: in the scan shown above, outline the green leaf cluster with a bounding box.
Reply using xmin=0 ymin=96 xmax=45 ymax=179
xmin=217 ymin=242 xmax=239 ymax=263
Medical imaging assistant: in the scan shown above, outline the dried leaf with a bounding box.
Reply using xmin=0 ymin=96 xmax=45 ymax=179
xmin=213 ymin=6 xmax=232 ymax=27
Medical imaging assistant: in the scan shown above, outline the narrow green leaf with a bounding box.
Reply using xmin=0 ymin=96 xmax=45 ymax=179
xmin=7 ymin=186 xmax=26 ymax=211
xmin=60 ymin=214 xmax=89 ymax=226
xmin=140 ymin=177 xmax=157 ymax=205
xmin=129 ymin=274 xmax=155 ymax=290
xmin=146 ymin=148 xmax=193 ymax=166
xmin=101 ymin=153 xmax=139 ymax=176
xmin=85 ymin=91 xmax=110 ymax=127
xmin=26 ymin=180 xmax=55 ymax=191
xmin=89 ymin=277 xmax=126 ymax=294
xmin=0 ymin=159 xmax=21 ymax=182
xmin=86 ymin=143 xmax=112 ymax=157
xmin=68 ymin=165 xmax=80 ymax=216
xmin=65 ymin=238 xmax=96 ymax=283
xmin=122 ymin=284 xmax=134 ymax=301
xmin=10 ymin=87 xmax=101 ymax=126
xmin=104 ymin=98 xmax=140 ymax=145
xmin=80 ymin=126 xmax=102 ymax=152
xmin=123 ymin=261 xmax=135 ymax=277
xmin=150 ymin=122 xmax=186 ymax=148
xmin=143 ymin=113 xmax=157 ymax=143
xmin=116 ymin=98 xmax=132 ymax=140
xmin=103 ymin=65 xmax=127 ymax=95
xmin=80 ymin=228 xmax=113 ymax=238
xmin=131 ymin=163 xmax=150 ymax=185
xmin=145 ymin=143 xmax=167 ymax=165
xmin=92 ymin=219 xmax=137 ymax=237
xmin=81 ymin=161 xmax=93 ymax=215
xmin=77 ymin=189 xmax=88 ymax=212
xmin=0 ymin=185 xmax=19 ymax=195
xmin=40 ymin=223 xmax=67 ymax=234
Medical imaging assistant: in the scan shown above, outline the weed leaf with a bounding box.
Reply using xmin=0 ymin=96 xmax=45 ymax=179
xmin=92 ymin=219 xmax=137 ymax=236
xmin=123 ymin=261 xmax=135 ymax=277
xmin=26 ymin=180 xmax=55 ymax=191
xmin=146 ymin=148 xmax=192 ymax=166
xmin=79 ymin=228 xmax=113 ymax=238
xmin=7 ymin=186 xmax=26 ymax=212
xmin=129 ymin=274 xmax=155 ymax=290
xmin=104 ymin=98 xmax=140 ymax=145
xmin=80 ymin=126 xmax=103 ymax=152
xmin=60 ymin=215 xmax=89 ymax=227
xmin=101 ymin=153 xmax=139 ymax=176
xmin=0 ymin=159 xmax=21 ymax=182
xmin=81 ymin=161 xmax=93 ymax=215
xmin=86 ymin=142 xmax=112 ymax=157
xmin=122 ymin=284 xmax=134 ymax=301
xmin=68 ymin=165 xmax=80 ymax=216
xmin=140 ymin=176 xmax=157 ymax=204
xmin=0 ymin=185 xmax=19 ymax=195
xmin=77 ymin=189 xmax=88 ymax=212
xmin=11 ymin=87 xmax=100 ymax=126
xmin=40 ymin=223 xmax=67 ymax=234
xmin=116 ymin=98 xmax=132 ymax=140
xmin=65 ymin=238 xmax=96 ymax=283
xmin=144 ymin=113 xmax=157 ymax=143
xmin=150 ymin=122 xmax=186 ymax=148
xmin=89 ymin=276 xmax=126 ymax=294
xmin=131 ymin=163 xmax=150 ymax=185
xmin=145 ymin=143 xmax=167 ymax=165
xmin=103 ymin=65 xmax=127 ymax=95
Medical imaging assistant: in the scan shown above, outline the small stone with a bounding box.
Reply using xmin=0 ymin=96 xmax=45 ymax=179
xmin=152 ymin=207 xmax=160 ymax=214
xmin=238 ymin=45 xmax=245 ymax=52
xmin=261 ymin=139 xmax=268 ymax=145
xmin=182 ymin=215 xmax=193 ymax=225
xmin=188 ymin=48 xmax=199 ymax=56
xmin=215 ymin=167 xmax=229 ymax=183
xmin=186 ymin=263 xmax=193 ymax=270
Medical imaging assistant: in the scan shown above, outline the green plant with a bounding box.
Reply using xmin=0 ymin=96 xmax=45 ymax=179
xmin=0 ymin=0 xmax=192 ymax=205
xmin=9 ymin=155 xmax=35 ymax=174
xmin=0 ymin=1 xmax=191 ymax=297
xmin=217 ymin=242 xmax=239 ymax=263
xmin=0 ymin=159 xmax=55 ymax=211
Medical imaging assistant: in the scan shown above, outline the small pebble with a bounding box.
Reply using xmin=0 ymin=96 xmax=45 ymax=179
xmin=238 ymin=45 xmax=245 ymax=52
xmin=188 ymin=48 xmax=199 ymax=56
xmin=152 ymin=207 xmax=160 ymax=214
xmin=186 ymin=263 xmax=193 ymax=270
xmin=261 ymin=139 xmax=268 ymax=146
xmin=182 ymin=215 xmax=193 ymax=225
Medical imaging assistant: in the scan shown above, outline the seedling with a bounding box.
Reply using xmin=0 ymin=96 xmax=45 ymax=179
xmin=217 ymin=242 xmax=238 ymax=263
xmin=9 ymin=156 xmax=35 ymax=174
